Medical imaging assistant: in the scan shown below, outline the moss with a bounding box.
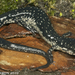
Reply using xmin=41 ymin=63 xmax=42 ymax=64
xmin=0 ymin=0 xmax=75 ymax=19
xmin=0 ymin=0 xmax=56 ymax=16
xmin=71 ymin=2 xmax=75 ymax=18
xmin=0 ymin=0 xmax=21 ymax=15
xmin=27 ymin=0 xmax=56 ymax=16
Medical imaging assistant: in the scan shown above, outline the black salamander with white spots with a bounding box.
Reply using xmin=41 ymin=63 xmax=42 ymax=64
xmin=0 ymin=6 xmax=75 ymax=70
xmin=0 ymin=6 xmax=53 ymax=71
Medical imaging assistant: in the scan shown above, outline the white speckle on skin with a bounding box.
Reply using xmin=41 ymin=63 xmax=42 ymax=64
xmin=61 ymin=42 xmax=63 ymax=45
xmin=42 ymin=27 xmax=43 ymax=29
xmin=46 ymin=30 xmax=48 ymax=33
xmin=8 ymin=14 xmax=11 ymax=17
xmin=41 ymin=21 xmax=43 ymax=23
xmin=10 ymin=44 xmax=25 ymax=49
xmin=12 ymin=12 xmax=31 ymax=17
xmin=70 ymin=46 xmax=73 ymax=48
xmin=48 ymin=35 xmax=51 ymax=37
xmin=0 ymin=16 xmax=7 ymax=21
xmin=67 ymin=50 xmax=73 ymax=55
xmin=51 ymin=37 xmax=54 ymax=39
xmin=40 ymin=17 xmax=42 ymax=19
xmin=62 ymin=47 xmax=67 ymax=51
xmin=65 ymin=42 xmax=67 ymax=45
xmin=43 ymin=12 xmax=45 ymax=14
xmin=39 ymin=23 xmax=41 ymax=25
xmin=33 ymin=10 xmax=35 ymax=12
xmin=38 ymin=13 xmax=39 ymax=15
xmin=26 ymin=10 xmax=28 ymax=12
xmin=41 ymin=10 xmax=42 ymax=12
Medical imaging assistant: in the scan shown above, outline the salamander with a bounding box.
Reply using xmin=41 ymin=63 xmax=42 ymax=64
xmin=0 ymin=6 xmax=53 ymax=71
xmin=0 ymin=6 xmax=75 ymax=70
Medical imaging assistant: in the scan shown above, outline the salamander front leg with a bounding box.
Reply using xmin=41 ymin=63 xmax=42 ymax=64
xmin=62 ymin=31 xmax=72 ymax=37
